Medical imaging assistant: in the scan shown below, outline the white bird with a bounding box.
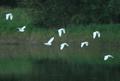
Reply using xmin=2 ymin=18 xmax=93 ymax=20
xmin=60 ymin=43 xmax=69 ymax=50
xmin=18 ymin=26 xmax=26 ymax=32
xmin=93 ymin=31 xmax=100 ymax=39
xmin=104 ymin=55 xmax=114 ymax=61
xmin=58 ymin=28 xmax=66 ymax=37
xmin=6 ymin=13 xmax=13 ymax=20
xmin=81 ymin=41 xmax=89 ymax=48
xmin=44 ymin=37 xmax=54 ymax=46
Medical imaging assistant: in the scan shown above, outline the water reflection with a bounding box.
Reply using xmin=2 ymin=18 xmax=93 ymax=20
xmin=30 ymin=59 xmax=120 ymax=81
xmin=0 ymin=44 xmax=119 ymax=81
xmin=0 ymin=57 xmax=119 ymax=81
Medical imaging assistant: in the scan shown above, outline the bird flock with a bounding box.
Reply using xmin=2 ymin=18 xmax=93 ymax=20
xmin=5 ymin=13 xmax=114 ymax=61
xmin=44 ymin=28 xmax=113 ymax=61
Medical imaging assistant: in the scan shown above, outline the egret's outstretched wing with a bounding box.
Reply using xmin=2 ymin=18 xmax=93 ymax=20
xmin=62 ymin=28 xmax=65 ymax=34
xmin=47 ymin=37 xmax=54 ymax=43
xmin=10 ymin=14 xmax=13 ymax=20
xmin=6 ymin=14 xmax=9 ymax=20
xmin=81 ymin=43 xmax=84 ymax=48
xmin=93 ymin=32 xmax=96 ymax=39
xmin=6 ymin=13 xmax=13 ymax=20
xmin=104 ymin=55 xmax=114 ymax=61
xmin=97 ymin=31 xmax=100 ymax=38
xmin=22 ymin=26 xmax=26 ymax=30
xmin=58 ymin=30 xmax=62 ymax=37
xmin=58 ymin=28 xmax=66 ymax=37
xmin=93 ymin=31 xmax=100 ymax=39
xmin=65 ymin=43 xmax=69 ymax=46
xmin=44 ymin=42 xmax=49 ymax=45
xmin=60 ymin=44 xmax=64 ymax=50
xmin=44 ymin=37 xmax=54 ymax=46
xmin=81 ymin=42 xmax=88 ymax=48
xmin=60 ymin=43 xmax=69 ymax=50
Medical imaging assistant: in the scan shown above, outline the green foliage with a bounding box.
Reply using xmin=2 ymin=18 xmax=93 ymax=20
xmin=0 ymin=7 xmax=32 ymax=33
xmin=1 ymin=0 xmax=120 ymax=27
xmin=16 ymin=0 xmax=120 ymax=27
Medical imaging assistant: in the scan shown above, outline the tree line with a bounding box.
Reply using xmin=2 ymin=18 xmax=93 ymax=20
xmin=1 ymin=0 xmax=120 ymax=27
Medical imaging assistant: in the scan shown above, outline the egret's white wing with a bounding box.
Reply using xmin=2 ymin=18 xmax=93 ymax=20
xmin=47 ymin=37 xmax=54 ymax=44
xmin=63 ymin=43 xmax=69 ymax=47
xmin=6 ymin=13 xmax=13 ymax=20
xmin=60 ymin=43 xmax=69 ymax=50
xmin=81 ymin=43 xmax=84 ymax=48
xmin=104 ymin=55 xmax=113 ymax=61
xmin=60 ymin=45 xmax=64 ymax=50
xmin=58 ymin=28 xmax=65 ymax=37
xmin=58 ymin=30 xmax=62 ymax=37
xmin=65 ymin=43 xmax=69 ymax=46
xmin=108 ymin=55 xmax=114 ymax=58
xmin=97 ymin=32 xmax=100 ymax=38
xmin=44 ymin=42 xmax=49 ymax=45
xmin=10 ymin=14 xmax=13 ymax=20
xmin=93 ymin=31 xmax=100 ymax=39
xmin=22 ymin=26 xmax=26 ymax=30
xmin=104 ymin=56 xmax=108 ymax=61
xmin=85 ymin=42 xmax=88 ymax=46
xmin=6 ymin=14 xmax=9 ymax=20
xmin=93 ymin=32 xmax=96 ymax=39
xmin=81 ymin=42 xmax=88 ymax=48
xmin=44 ymin=37 xmax=54 ymax=46
xmin=62 ymin=28 xmax=65 ymax=34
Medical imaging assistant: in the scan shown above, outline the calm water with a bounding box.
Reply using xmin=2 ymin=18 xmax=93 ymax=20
xmin=0 ymin=44 xmax=120 ymax=81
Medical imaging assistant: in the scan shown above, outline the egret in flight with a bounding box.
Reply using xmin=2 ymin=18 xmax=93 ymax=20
xmin=6 ymin=13 xmax=13 ymax=20
xmin=60 ymin=43 xmax=69 ymax=50
xmin=93 ymin=31 xmax=100 ymax=39
xmin=58 ymin=28 xmax=66 ymax=37
xmin=44 ymin=37 xmax=54 ymax=46
xmin=81 ymin=41 xmax=89 ymax=48
xmin=104 ymin=55 xmax=114 ymax=61
xmin=18 ymin=26 xmax=26 ymax=32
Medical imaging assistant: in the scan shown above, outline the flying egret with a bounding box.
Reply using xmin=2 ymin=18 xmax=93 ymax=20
xmin=44 ymin=37 xmax=54 ymax=46
xmin=93 ymin=31 xmax=100 ymax=39
xmin=60 ymin=43 xmax=69 ymax=50
xmin=58 ymin=28 xmax=66 ymax=37
xmin=18 ymin=26 xmax=26 ymax=32
xmin=81 ymin=41 xmax=89 ymax=48
xmin=6 ymin=13 xmax=13 ymax=20
xmin=104 ymin=55 xmax=114 ymax=61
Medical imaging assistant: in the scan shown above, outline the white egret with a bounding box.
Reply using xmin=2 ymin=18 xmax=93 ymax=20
xmin=44 ymin=37 xmax=54 ymax=46
xmin=104 ymin=55 xmax=114 ymax=61
xmin=93 ymin=31 xmax=100 ymax=39
xmin=81 ymin=41 xmax=89 ymax=48
xmin=58 ymin=28 xmax=66 ymax=37
xmin=6 ymin=13 xmax=13 ymax=20
xmin=60 ymin=43 xmax=69 ymax=50
xmin=18 ymin=26 xmax=26 ymax=32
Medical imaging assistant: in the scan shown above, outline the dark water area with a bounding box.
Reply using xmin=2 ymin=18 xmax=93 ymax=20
xmin=0 ymin=59 xmax=119 ymax=81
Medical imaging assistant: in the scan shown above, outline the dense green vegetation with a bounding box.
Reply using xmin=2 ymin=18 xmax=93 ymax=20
xmin=1 ymin=0 xmax=120 ymax=27
xmin=17 ymin=0 xmax=120 ymax=27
